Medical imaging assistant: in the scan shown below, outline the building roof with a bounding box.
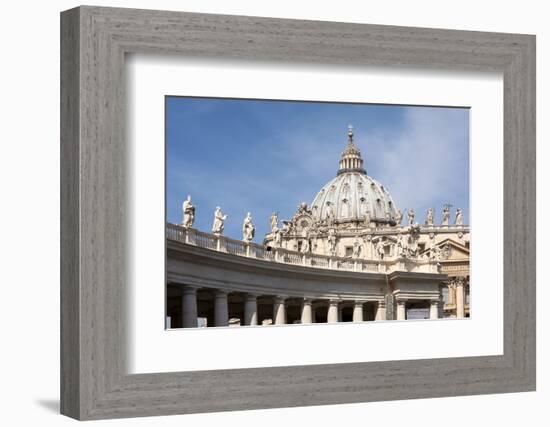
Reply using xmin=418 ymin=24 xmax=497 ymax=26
xmin=310 ymin=126 xmax=398 ymax=224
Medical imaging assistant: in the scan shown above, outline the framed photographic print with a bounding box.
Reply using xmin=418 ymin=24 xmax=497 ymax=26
xmin=61 ymin=5 xmax=536 ymax=420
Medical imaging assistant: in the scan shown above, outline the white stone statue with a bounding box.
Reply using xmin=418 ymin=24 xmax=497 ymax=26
xmin=407 ymin=209 xmax=415 ymax=226
xmin=328 ymin=228 xmax=337 ymax=256
xmin=430 ymin=242 xmax=441 ymax=261
xmin=396 ymin=234 xmax=405 ymax=257
xmin=282 ymin=220 xmax=292 ymax=235
xmin=301 ymin=238 xmax=310 ymax=253
xmin=182 ymin=195 xmax=195 ymax=228
xmin=274 ymin=229 xmax=282 ymax=247
xmin=395 ymin=209 xmax=403 ymax=226
xmin=212 ymin=207 xmax=227 ymax=235
xmin=455 ymin=208 xmax=463 ymax=225
xmin=242 ymin=212 xmax=255 ymax=242
xmin=270 ymin=212 xmax=278 ymax=233
xmin=352 ymin=237 xmax=362 ymax=258
xmin=376 ymin=239 xmax=385 ymax=260
xmin=326 ymin=203 xmax=335 ymax=226
xmin=425 ymin=208 xmax=434 ymax=226
xmin=364 ymin=210 xmax=371 ymax=227
xmin=442 ymin=205 xmax=450 ymax=225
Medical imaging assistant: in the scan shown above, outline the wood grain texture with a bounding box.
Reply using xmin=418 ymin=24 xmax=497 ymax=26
xmin=60 ymin=6 xmax=536 ymax=420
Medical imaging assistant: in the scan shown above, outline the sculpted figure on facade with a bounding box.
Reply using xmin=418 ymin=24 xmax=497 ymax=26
xmin=455 ymin=208 xmax=463 ymax=226
xmin=242 ymin=212 xmax=255 ymax=242
xmin=297 ymin=202 xmax=308 ymax=215
xmin=395 ymin=209 xmax=403 ymax=226
xmin=364 ymin=210 xmax=371 ymax=227
xmin=212 ymin=207 xmax=227 ymax=235
xmin=301 ymin=237 xmax=310 ymax=253
xmin=325 ymin=203 xmax=335 ymax=226
xmin=282 ymin=220 xmax=292 ymax=235
xmin=273 ymin=229 xmax=282 ymax=247
xmin=442 ymin=205 xmax=450 ymax=225
xmin=376 ymin=238 xmax=385 ymax=260
xmin=270 ymin=212 xmax=279 ymax=233
xmin=396 ymin=234 xmax=405 ymax=257
xmin=327 ymin=228 xmax=337 ymax=256
xmin=425 ymin=208 xmax=434 ymax=226
xmin=407 ymin=208 xmax=415 ymax=226
xmin=352 ymin=236 xmax=362 ymax=258
xmin=182 ymin=195 xmax=195 ymax=228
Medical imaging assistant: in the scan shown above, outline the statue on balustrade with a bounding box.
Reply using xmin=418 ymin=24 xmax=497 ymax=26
xmin=455 ymin=208 xmax=463 ymax=225
xmin=270 ymin=212 xmax=279 ymax=233
xmin=425 ymin=208 xmax=434 ymax=226
xmin=395 ymin=209 xmax=403 ymax=226
xmin=242 ymin=212 xmax=255 ymax=242
xmin=442 ymin=205 xmax=451 ymax=225
xmin=182 ymin=195 xmax=195 ymax=228
xmin=212 ymin=207 xmax=227 ymax=235
xmin=407 ymin=208 xmax=415 ymax=226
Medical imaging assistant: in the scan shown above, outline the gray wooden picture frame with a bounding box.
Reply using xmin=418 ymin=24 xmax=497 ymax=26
xmin=60 ymin=5 xmax=536 ymax=420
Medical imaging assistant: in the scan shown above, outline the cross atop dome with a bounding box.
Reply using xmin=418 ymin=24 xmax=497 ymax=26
xmin=338 ymin=125 xmax=366 ymax=175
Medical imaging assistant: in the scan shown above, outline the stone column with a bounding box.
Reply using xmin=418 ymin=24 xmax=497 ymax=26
xmin=456 ymin=278 xmax=465 ymax=318
xmin=396 ymin=300 xmax=406 ymax=320
xmin=181 ymin=286 xmax=198 ymax=328
xmin=244 ymin=294 xmax=258 ymax=326
xmin=301 ymin=298 xmax=313 ymax=324
xmin=375 ymin=300 xmax=387 ymax=321
xmin=353 ymin=301 xmax=364 ymax=322
xmin=214 ymin=290 xmax=229 ymax=327
xmin=273 ymin=296 xmax=286 ymax=325
xmin=430 ymin=300 xmax=439 ymax=320
xmin=327 ymin=299 xmax=339 ymax=323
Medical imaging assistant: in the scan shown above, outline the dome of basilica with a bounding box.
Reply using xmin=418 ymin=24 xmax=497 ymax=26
xmin=310 ymin=126 xmax=398 ymax=225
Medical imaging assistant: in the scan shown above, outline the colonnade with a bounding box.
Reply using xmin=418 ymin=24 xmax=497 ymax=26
xmin=177 ymin=285 xmax=389 ymax=328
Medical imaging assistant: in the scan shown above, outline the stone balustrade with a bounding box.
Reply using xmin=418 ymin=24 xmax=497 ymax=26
xmin=166 ymin=223 xmax=439 ymax=274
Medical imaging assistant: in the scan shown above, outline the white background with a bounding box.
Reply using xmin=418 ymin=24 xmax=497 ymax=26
xmin=0 ymin=1 xmax=546 ymax=426
xmin=128 ymin=57 xmax=503 ymax=373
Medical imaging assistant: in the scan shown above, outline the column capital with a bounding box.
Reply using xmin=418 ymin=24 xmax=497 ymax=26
xmin=182 ymin=286 xmax=199 ymax=295
xmin=215 ymin=289 xmax=229 ymax=298
xmin=396 ymin=299 xmax=406 ymax=306
xmin=245 ymin=293 xmax=259 ymax=301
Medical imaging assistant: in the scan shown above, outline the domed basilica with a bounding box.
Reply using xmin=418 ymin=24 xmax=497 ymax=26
xmin=166 ymin=126 xmax=470 ymax=328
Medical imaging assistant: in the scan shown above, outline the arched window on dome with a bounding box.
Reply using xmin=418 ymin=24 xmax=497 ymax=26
xmin=359 ymin=197 xmax=367 ymax=216
xmin=341 ymin=183 xmax=351 ymax=218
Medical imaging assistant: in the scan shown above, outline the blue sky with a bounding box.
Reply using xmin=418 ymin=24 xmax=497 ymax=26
xmin=166 ymin=97 xmax=469 ymax=241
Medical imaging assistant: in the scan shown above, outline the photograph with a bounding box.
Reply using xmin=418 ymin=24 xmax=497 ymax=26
xmin=165 ymin=97 xmax=471 ymax=328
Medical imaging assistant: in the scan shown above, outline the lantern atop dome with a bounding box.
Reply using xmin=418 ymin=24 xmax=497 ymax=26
xmin=338 ymin=124 xmax=366 ymax=175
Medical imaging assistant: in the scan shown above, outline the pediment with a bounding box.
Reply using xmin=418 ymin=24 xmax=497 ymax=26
xmin=436 ymin=238 xmax=470 ymax=261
